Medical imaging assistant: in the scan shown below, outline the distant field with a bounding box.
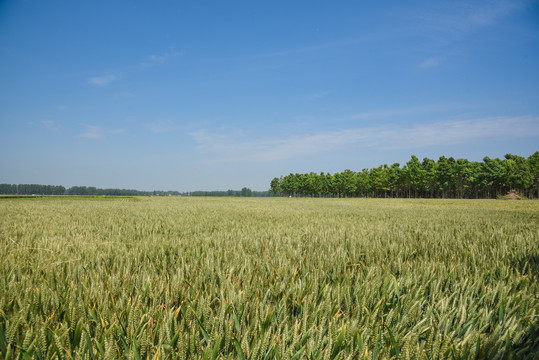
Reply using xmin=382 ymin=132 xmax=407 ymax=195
xmin=0 ymin=197 xmax=537 ymax=359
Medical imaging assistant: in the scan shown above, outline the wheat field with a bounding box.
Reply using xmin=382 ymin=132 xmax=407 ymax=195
xmin=0 ymin=197 xmax=537 ymax=359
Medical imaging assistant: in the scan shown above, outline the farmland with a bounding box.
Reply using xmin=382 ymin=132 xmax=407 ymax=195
xmin=0 ymin=197 xmax=537 ymax=359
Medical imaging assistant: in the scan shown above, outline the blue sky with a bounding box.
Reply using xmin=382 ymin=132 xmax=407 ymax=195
xmin=1 ymin=0 xmax=538 ymax=191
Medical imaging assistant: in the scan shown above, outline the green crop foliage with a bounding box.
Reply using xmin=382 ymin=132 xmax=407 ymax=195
xmin=0 ymin=197 xmax=537 ymax=359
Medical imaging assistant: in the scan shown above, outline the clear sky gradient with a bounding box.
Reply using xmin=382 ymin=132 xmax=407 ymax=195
xmin=1 ymin=1 xmax=538 ymax=191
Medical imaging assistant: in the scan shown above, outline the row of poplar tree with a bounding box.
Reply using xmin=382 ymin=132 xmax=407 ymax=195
xmin=269 ymin=152 xmax=539 ymax=199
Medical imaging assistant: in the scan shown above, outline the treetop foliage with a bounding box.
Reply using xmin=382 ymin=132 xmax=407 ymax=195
xmin=270 ymin=152 xmax=539 ymax=199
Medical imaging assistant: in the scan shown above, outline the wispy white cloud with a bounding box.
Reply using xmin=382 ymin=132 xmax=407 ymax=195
xmin=189 ymin=116 xmax=539 ymax=163
xmin=41 ymin=120 xmax=60 ymax=131
xmin=464 ymin=1 xmax=524 ymax=27
xmin=370 ymin=116 xmax=538 ymax=149
xmin=87 ymin=49 xmax=182 ymax=86
xmin=352 ymin=104 xmax=467 ymax=120
xmin=302 ymin=91 xmax=330 ymax=101
xmin=419 ymin=0 xmax=526 ymax=34
xmin=149 ymin=50 xmax=182 ymax=62
xmin=139 ymin=50 xmax=182 ymax=68
xmin=147 ymin=120 xmax=184 ymax=134
xmin=352 ymin=113 xmax=371 ymax=120
xmin=252 ymin=34 xmax=387 ymax=60
xmin=79 ymin=124 xmax=125 ymax=139
xmin=398 ymin=1 xmax=528 ymax=71
xmin=419 ymin=56 xmax=443 ymax=68
xmin=87 ymin=74 xmax=118 ymax=86
xmin=79 ymin=125 xmax=103 ymax=139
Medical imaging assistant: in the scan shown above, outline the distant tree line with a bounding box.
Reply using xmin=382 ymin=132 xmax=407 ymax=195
xmin=0 ymin=184 xmax=270 ymax=197
xmin=0 ymin=184 xmax=68 ymax=195
xmin=188 ymin=188 xmax=270 ymax=197
xmin=0 ymin=184 xmax=182 ymax=196
xmin=270 ymin=152 xmax=539 ymax=199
